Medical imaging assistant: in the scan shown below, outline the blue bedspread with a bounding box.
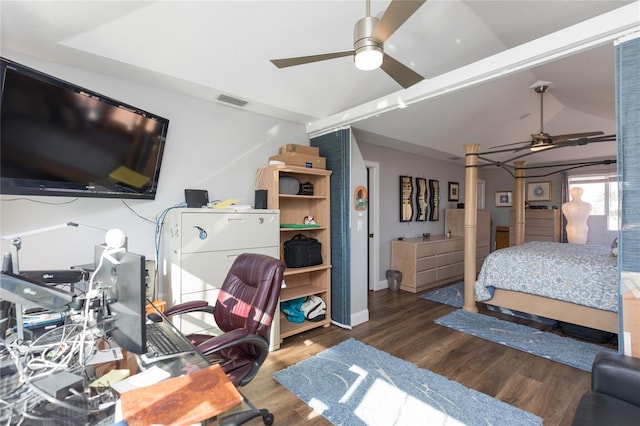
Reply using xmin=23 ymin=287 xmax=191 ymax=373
xmin=474 ymin=241 xmax=618 ymax=312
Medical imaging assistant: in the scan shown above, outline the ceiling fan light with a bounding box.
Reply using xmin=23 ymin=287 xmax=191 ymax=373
xmin=355 ymin=47 xmax=383 ymax=70
xmin=530 ymin=143 xmax=553 ymax=152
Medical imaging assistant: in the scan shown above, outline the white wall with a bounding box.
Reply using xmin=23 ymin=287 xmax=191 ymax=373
xmin=0 ymin=52 xmax=308 ymax=270
xmin=356 ymin=141 xmax=466 ymax=286
xmin=350 ymin=131 xmax=368 ymax=326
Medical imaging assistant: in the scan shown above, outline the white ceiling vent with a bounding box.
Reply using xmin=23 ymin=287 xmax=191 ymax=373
xmin=216 ymin=94 xmax=248 ymax=108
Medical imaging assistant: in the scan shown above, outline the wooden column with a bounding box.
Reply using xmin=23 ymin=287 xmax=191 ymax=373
xmin=463 ymin=144 xmax=479 ymax=313
xmin=514 ymin=160 xmax=527 ymax=246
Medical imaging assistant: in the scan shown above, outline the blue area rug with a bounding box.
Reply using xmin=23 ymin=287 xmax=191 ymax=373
xmin=436 ymin=310 xmax=615 ymax=371
xmin=274 ymin=338 xmax=542 ymax=425
xmin=421 ymin=282 xmax=556 ymax=326
xmin=420 ymin=281 xmax=464 ymax=307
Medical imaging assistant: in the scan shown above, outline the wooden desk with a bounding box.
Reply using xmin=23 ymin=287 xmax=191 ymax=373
xmin=120 ymin=364 xmax=242 ymax=426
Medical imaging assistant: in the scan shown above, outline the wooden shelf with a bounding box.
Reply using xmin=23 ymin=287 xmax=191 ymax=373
xmin=279 ymin=314 xmax=330 ymax=339
xmin=280 ymin=283 xmax=328 ymax=302
xmin=257 ymin=164 xmax=333 ymax=344
xmin=283 ymin=264 xmax=331 ymax=277
xmin=280 ymin=226 xmax=328 ymax=232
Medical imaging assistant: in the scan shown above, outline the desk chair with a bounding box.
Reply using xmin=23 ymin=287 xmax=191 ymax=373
xmin=162 ymin=253 xmax=285 ymax=426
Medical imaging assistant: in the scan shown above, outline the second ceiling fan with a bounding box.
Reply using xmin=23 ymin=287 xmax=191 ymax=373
xmin=490 ymin=82 xmax=613 ymax=153
xmin=270 ymin=0 xmax=426 ymax=89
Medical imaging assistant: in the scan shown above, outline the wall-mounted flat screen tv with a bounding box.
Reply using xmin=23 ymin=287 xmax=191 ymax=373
xmin=0 ymin=57 xmax=169 ymax=200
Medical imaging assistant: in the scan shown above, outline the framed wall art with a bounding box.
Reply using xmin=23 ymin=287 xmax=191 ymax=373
xmin=495 ymin=190 xmax=513 ymax=207
xmin=428 ymin=179 xmax=439 ymax=221
xmin=400 ymin=176 xmax=413 ymax=222
xmin=527 ymin=181 xmax=552 ymax=202
xmin=448 ymin=181 xmax=459 ymax=202
xmin=415 ymin=177 xmax=427 ymax=221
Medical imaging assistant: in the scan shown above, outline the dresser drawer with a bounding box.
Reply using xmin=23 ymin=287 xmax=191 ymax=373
xmin=180 ymin=211 xmax=279 ymax=253
xmin=436 ymin=251 xmax=464 ymax=267
xmin=416 ymin=243 xmax=437 ymax=257
xmin=436 ymin=263 xmax=464 ymax=281
xmin=416 ymin=256 xmax=437 ymax=271
xmin=436 ymin=239 xmax=464 ymax=254
xmin=416 ymin=269 xmax=438 ymax=287
xmin=178 ymin=246 xmax=279 ymax=294
xmin=477 ymin=235 xmax=490 ymax=248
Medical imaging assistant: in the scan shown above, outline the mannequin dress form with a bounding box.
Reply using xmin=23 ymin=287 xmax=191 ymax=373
xmin=562 ymin=187 xmax=592 ymax=244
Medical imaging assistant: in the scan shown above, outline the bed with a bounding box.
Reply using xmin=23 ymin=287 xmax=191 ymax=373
xmin=460 ymin=143 xmax=619 ymax=334
xmin=473 ymin=241 xmax=618 ymax=333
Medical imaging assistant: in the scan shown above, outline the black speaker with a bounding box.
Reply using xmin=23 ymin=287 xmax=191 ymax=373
xmin=184 ymin=189 xmax=209 ymax=208
xmin=255 ymin=189 xmax=268 ymax=209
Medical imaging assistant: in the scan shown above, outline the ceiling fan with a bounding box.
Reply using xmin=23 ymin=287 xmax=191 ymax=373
xmin=489 ymin=82 xmax=612 ymax=153
xmin=270 ymin=0 xmax=426 ymax=89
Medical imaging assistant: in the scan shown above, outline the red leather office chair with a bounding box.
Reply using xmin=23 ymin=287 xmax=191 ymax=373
xmin=163 ymin=253 xmax=285 ymax=425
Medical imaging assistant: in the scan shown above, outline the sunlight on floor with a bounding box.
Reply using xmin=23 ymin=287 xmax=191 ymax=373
xmin=354 ymin=378 xmax=465 ymax=426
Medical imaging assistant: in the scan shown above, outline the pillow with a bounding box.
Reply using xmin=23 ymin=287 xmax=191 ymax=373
xmin=611 ymin=237 xmax=618 ymax=257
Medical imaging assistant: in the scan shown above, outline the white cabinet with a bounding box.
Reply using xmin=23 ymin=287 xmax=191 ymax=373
xmin=159 ymin=208 xmax=280 ymax=349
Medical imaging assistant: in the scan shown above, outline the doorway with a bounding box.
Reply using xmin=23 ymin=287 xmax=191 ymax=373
xmin=365 ymin=161 xmax=381 ymax=291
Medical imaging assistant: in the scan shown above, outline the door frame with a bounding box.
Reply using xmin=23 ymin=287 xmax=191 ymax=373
xmin=365 ymin=161 xmax=381 ymax=291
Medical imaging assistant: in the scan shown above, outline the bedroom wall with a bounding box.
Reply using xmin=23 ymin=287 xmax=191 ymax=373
xmin=482 ymin=160 xmax=618 ymax=249
xmin=355 ymin=140 xmax=466 ymax=286
xmin=0 ymin=51 xmax=308 ymax=271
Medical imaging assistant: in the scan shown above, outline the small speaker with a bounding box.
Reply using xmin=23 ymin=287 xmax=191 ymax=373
xmin=255 ymin=189 xmax=268 ymax=209
xmin=184 ymin=189 xmax=209 ymax=208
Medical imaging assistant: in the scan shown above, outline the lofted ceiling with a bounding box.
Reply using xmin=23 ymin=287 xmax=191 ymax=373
xmin=1 ymin=1 xmax=639 ymax=166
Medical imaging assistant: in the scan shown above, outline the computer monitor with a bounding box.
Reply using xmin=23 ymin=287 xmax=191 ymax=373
xmin=92 ymin=246 xmax=147 ymax=355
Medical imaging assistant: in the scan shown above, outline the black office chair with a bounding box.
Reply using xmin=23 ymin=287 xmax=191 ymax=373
xmin=163 ymin=253 xmax=285 ymax=425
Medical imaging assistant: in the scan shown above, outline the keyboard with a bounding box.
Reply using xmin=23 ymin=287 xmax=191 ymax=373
xmin=141 ymin=321 xmax=195 ymax=363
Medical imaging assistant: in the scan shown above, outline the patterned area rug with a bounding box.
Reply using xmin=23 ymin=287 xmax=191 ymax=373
xmin=274 ymin=338 xmax=542 ymax=425
xmin=435 ymin=310 xmax=615 ymax=371
xmin=420 ymin=281 xmax=464 ymax=307
xmin=421 ymin=282 xmax=556 ymax=325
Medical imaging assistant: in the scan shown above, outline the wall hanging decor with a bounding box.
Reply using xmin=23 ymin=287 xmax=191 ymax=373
xmin=495 ymin=190 xmax=513 ymax=207
xmin=354 ymin=185 xmax=368 ymax=211
xmin=527 ymin=181 xmax=552 ymax=202
xmin=400 ymin=176 xmax=413 ymax=222
xmin=448 ymin=181 xmax=460 ymax=202
xmin=429 ymin=179 xmax=439 ymax=221
xmin=415 ymin=177 xmax=427 ymax=221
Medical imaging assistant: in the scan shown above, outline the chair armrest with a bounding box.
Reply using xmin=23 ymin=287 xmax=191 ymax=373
xmin=592 ymin=351 xmax=640 ymax=407
xmin=163 ymin=300 xmax=214 ymax=317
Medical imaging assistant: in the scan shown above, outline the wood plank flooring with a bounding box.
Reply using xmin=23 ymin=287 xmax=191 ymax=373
xmin=230 ymin=289 xmax=617 ymax=425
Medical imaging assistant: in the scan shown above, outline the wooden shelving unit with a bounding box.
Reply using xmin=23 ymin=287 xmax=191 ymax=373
xmin=257 ymin=164 xmax=332 ymax=341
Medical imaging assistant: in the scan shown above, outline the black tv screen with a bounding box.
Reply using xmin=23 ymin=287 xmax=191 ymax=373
xmin=0 ymin=57 xmax=169 ymax=199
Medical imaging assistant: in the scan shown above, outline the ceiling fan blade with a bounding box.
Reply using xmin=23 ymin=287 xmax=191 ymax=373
xmin=372 ymin=0 xmax=426 ymax=42
xmin=380 ymin=53 xmax=424 ymax=88
xmin=550 ymin=131 xmax=605 ymax=143
xmin=554 ymin=134 xmax=616 ymax=147
xmin=488 ymin=140 xmax=531 ymax=150
xmin=270 ymin=50 xmax=354 ymax=68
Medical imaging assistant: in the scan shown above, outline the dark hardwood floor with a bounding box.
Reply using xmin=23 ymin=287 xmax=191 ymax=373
xmin=233 ymin=288 xmax=616 ymax=425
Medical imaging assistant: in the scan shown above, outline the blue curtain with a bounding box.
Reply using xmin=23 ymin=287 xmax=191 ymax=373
xmin=311 ymin=130 xmax=352 ymax=326
xmin=615 ymin=35 xmax=640 ymax=352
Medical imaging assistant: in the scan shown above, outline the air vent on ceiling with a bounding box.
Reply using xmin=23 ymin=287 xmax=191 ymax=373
xmin=216 ymin=94 xmax=248 ymax=108
xmin=448 ymin=156 xmax=462 ymax=161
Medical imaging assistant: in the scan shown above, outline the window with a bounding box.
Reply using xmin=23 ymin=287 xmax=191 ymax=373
xmin=568 ymin=173 xmax=618 ymax=231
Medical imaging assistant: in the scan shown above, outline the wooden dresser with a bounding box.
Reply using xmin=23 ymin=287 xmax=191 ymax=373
xmin=391 ymin=209 xmax=490 ymax=293
xmin=509 ymin=209 xmax=561 ymax=245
